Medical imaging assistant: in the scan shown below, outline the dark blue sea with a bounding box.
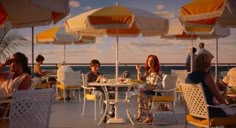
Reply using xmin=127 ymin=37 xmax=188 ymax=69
xmin=39 ymin=65 xmax=235 ymax=80
xmin=4 ymin=64 xmax=234 ymax=80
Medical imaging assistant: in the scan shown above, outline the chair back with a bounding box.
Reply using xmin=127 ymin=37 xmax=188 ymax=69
xmin=81 ymin=73 xmax=96 ymax=100
xmin=9 ymin=88 xmax=54 ymax=128
xmin=81 ymin=73 xmax=88 ymax=87
xmin=179 ymin=83 xmax=209 ymax=119
xmin=171 ymin=69 xmax=188 ymax=83
xmin=62 ymin=71 xmax=81 ymax=86
xmin=162 ymin=74 xmax=177 ymax=96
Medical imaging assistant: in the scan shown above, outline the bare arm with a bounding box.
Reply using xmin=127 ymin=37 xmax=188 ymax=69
xmin=205 ymin=73 xmax=226 ymax=104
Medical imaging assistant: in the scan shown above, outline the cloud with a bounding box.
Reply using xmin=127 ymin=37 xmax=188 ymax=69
xmin=155 ymin=4 xmax=165 ymax=10
xmin=154 ymin=4 xmax=175 ymax=19
xmin=69 ymin=1 xmax=80 ymax=8
xmin=83 ymin=6 xmax=92 ymax=10
xmin=154 ymin=10 xmax=175 ymax=19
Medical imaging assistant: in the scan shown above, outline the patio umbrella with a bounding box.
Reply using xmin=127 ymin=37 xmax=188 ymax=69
xmin=36 ymin=26 xmax=96 ymax=64
xmin=65 ymin=4 xmax=169 ymax=79
xmin=161 ymin=20 xmax=230 ymax=80
xmin=179 ymin=0 xmax=236 ymax=28
xmin=0 ymin=0 xmax=69 ymax=75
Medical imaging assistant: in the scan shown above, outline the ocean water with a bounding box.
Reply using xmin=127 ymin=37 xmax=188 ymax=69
xmin=40 ymin=65 xmax=235 ymax=80
xmin=3 ymin=64 xmax=234 ymax=80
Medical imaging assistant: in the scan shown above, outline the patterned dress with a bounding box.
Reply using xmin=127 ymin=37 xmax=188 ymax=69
xmin=137 ymin=70 xmax=160 ymax=115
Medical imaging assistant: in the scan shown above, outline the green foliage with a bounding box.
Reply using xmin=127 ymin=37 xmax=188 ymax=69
xmin=0 ymin=22 xmax=27 ymax=63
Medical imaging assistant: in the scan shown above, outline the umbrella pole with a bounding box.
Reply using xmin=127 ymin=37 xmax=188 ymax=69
xmin=116 ymin=29 xmax=119 ymax=80
xmin=63 ymin=42 xmax=66 ymax=64
xmin=215 ymin=38 xmax=218 ymax=82
xmin=190 ymin=35 xmax=193 ymax=72
xmin=32 ymin=27 xmax=34 ymax=78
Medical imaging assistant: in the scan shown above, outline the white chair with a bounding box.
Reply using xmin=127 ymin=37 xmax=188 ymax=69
xmin=171 ymin=69 xmax=188 ymax=104
xmin=9 ymin=88 xmax=54 ymax=128
xmin=179 ymin=83 xmax=236 ymax=128
xmin=151 ymin=74 xmax=178 ymax=124
xmin=81 ymin=73 xmax=98 ymax=120
xmin=56 ymin=71 xmax=82 ymax=102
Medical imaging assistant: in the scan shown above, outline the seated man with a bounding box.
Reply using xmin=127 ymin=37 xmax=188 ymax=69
xmin=57 ymin=64 xmax=74 ymax=101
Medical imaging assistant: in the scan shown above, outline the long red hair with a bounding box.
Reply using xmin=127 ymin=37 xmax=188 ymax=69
xmin=145 ymin=55 xmax=160 ymax=73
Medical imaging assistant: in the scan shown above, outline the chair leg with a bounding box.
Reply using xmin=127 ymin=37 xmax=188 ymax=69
xmin=82 ymin=98 xmax=86 ymax=117
xmin=78 ymin=88 xmax=81 ymax=102
xmin=171 ymin=103 xmax=178 ymax=123
xmin=94 ymin=99 xmax=97 ymax=120
xmin=151 ymin=102 xmax=155 ymax=125
xmin=56 ymin=86 xmax=58 ymax=98
xmin=126 ymin=96 xmax=134 ymax=125
xmin=2 ymin=103 xmax=11 ymax=120
xmin=63 ymin=90 xmax=66 ymax=102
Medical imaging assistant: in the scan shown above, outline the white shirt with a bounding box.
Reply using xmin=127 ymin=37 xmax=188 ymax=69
xmin=57 ymin=65 xmax=73 ymax=83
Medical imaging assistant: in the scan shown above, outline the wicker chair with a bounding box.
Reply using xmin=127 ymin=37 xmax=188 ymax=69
xmin=179 ymin=83 xmax=236 ymax=128
xmin=151 ymin=74 xmax=178 ymax=124
xmin=9 ymin=88 xmax=54 ymax=128
xmin=56 ymin=71 xmax=82 ymax=102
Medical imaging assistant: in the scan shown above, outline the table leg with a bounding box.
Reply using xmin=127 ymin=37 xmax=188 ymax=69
xmin=106 ymin=86 xmax=126 ymax=124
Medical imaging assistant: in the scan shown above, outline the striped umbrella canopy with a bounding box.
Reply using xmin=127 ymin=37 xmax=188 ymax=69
xmin=36 ymin=26 xmax=96 ymax=64
xmin=0 ymin=0 xmax=70 ymax=75
xmin=65 ymin=4 xmax=169 ymax=79
xmin=179 ymin=0 xmax=236 ymax=28
xmin=161 ymin=20 xmax=230 ymax=78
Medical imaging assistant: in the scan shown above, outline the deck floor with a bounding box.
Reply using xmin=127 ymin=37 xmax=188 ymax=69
xmin=49 ymin=97 xmax=194 ymax=128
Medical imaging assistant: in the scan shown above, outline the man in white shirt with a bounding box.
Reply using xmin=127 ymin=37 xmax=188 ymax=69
xmin=198 ymin=42 xmax=214 ymax=59
xmin=57 ymin=64 xmax=73 ymax=83
xmin=57 ymin=64 xmax=74 ymax=101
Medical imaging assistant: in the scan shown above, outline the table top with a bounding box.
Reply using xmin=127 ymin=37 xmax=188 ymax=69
xmin=89 ymin=81 xmax=134 ymax=87
xmin=0 ymin=94 xmax=12 ymax=103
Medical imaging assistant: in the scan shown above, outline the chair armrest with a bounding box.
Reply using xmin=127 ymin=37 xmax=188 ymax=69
xmin=0 ymin=94 xmax=12 ymax=104
xmin=207 ymin=104 xmax=236 ymax=116
xmin=81 ymin=86 xmax=96 ymax=90
xmin=207 ymin=104 xmax=236 ymax=108
xmin=0 ymin=94 xmax=12 ymax=99
xmin=158 ymin=88 xmax=176 ymax=92
xmin=108 ymin=91 xmax=115 ymax=93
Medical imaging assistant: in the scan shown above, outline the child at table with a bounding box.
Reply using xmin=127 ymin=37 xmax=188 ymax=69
xmin=86 ymin=59 xmax=115 ymax=121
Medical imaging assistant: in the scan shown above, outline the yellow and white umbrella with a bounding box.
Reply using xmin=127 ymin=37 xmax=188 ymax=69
xmin=65 ymin=4 xmax=169 ymax=79
xmin=179 ymin=0 xmax=236 ymax=28
xmin=0 ymin=0 xmax=70 ymax=74
xmin=36 ymin=26 xmax=96 ymax=63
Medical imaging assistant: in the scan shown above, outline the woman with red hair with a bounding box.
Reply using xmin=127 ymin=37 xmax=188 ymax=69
xmin=135 ymin=54 xmax=161 ymax=123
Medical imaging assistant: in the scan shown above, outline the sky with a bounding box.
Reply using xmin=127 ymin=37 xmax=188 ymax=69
xmin=13 ymin=0 xmax=236 ymax=64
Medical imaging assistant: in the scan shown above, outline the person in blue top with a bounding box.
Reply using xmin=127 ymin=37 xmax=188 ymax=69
xmin=185 ymin=51 xmax=232 ymax=119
